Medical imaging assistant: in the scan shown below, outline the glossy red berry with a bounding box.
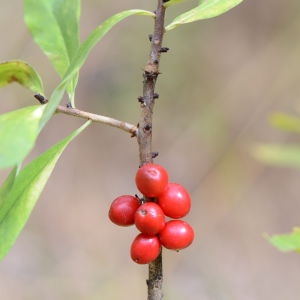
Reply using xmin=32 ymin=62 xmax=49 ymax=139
xmin=109 ymin=195 xmax=140 ymax=226
xmin=159 ymin=220 xmax=194 ymax=250
xmin=158 ymin=183 xmax=191 ymax=219
xmin=135 ymin=163 xmax=168 ymax=197
xmin=135 ymin=202 xmax=165 ymax=235
xmin=130 ymin=234 xmax=161 ymax=264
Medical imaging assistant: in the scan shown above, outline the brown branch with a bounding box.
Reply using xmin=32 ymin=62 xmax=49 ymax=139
xmin=137 ymin=2 xmax=166 ymax=164
xmin=56 ymin=105 xmax=137 ymax=136
xmin=136 ymin=1 xmax=167 ymax=299
xmin=34 ymin=94 xmax=137 ymax=135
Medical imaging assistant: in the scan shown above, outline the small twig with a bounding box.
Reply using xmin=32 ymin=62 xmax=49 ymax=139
xmin=34 ymin=94 xmax=137 ymax=136
xmin=56 ymin=105 xmax=137 ymax=136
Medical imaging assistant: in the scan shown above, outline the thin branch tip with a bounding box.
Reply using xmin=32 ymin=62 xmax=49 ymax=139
xmin=56 ymin=105 xmax=137 ymax=136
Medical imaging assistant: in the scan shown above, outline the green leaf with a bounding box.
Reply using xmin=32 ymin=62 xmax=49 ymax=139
xmin=39 ymin=9 xmax=155 ymax=130
xmin=0 ymin=121 xmax=90 ymax=260
xmin=269 ymin=113 xmax=300 ymax=133
xmin=166 ymin=0 xmax=245 ymax=31
xmin=265 ymin=228 xmax=300 ymax=252
xmin=164 ymin=0 xmax=191 ymax=8
xmin=39 ymin=82 xmax=65 ymax=130
xmin=24 ymin=0 xmax=80 ymax=104
xmin=253 ymin=144 xmax=300 ymax=167
xmin=24 ymin=0 xmax=80 ymax=79
xmin=0 ymin=166 xmax=19 ymax=207
xmin=67 ymin=9 xmax=155 ymax=85
xmin=0 ymin=60 xmax=43 ymax=94
xmin=0 ymin=105 xmax=45 ymax=169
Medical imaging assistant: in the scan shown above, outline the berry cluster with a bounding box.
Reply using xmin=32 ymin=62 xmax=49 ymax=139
xmin=108 ymin=163 xmax=194 ymax=264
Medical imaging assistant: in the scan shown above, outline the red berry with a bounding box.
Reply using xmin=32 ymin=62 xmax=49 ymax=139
xmin=130 ymin=234 xmax=161 ymax=264
xmin=158 ymin=183 xmax=191 ymax=219
xmin=159 ymin=220 xmax=194 ymax=250
xmin=109 ymin=195 xmax=140 ymax=226
xmin=135 ymin=163 xmax=168 ymax=197
xmin=135 ymin=202 xmax=165 ymax=235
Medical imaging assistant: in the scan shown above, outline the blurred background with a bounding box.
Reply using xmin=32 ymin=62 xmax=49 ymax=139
xmin=1 ymin=0 xmax=300 ymax=299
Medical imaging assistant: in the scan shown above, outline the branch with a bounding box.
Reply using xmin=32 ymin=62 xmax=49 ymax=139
xmin=56 ymin=105 xmax=137 ymax=136
xmin=34 ymin=94 xmax=137 ymax=135
xmin=136 ymin=1 xmax=167 ymax=299
xmin=137 ymin=1 xmax=166 ymax=165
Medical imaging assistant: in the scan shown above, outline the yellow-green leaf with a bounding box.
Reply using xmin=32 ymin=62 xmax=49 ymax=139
xmin=0 ymin=105 xmax=45 ymax=168
xmin=164 ymin=0 xmax=191 ymax=8
xmin=0 ymin=121 xmax=90 ymax=260
xmin=269 ymin=113 xmax=300 ymax=133
xmin=265 ymin=228 xmax=300 ymax=253
xmin=0 ymin=60 xmax=43 ymax=94
xmin=0 ymin=166 xmax=19 ymax=207
xmin=39 ymin=9 xmax=155 ymax=130
xmin=24 ymin=0 xmax=80 ymax=79
xmin=166 ymin=0 xmax=245 ymax=31
xmin=24 ymin=0 xmax=80 ymax=104
xmin=253 ymin=144 xmax=300 ymax=167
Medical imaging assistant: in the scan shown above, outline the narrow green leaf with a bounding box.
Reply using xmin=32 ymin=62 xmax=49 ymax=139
xmin=0 ymin=166 xmax=19 ymax=207
xmin=253 ymin=144 xmax=300 ymax=167
xmin=164 ymin=0 xmax=191 ymax=8
xmin=0 ymin=60 xmax=43 ymax=94
xmin=265 ymin=228 xmax=300 ymax=252
xmin=269 ymin=113 xmax=300 ymax=133
xmin=39 ymin=9 xmax=155 ymax=130
xmin=166 ymin=0 xmax=244 ymax=31
xmin=0 ymin=105 xmax=45 ymax=169
xmin=24 ymin=0 xmax=80 ymax=78
xmin=0 ymin=121 xmax=91 ymax=260
xmin=67 ymin=9 xmax=155 ymax=85
xmin=39 ymin=83 xmax=65 ymax=130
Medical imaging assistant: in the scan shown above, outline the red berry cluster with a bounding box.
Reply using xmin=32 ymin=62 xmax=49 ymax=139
xmin=108 ymin=163 xmax=194 ymax=264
